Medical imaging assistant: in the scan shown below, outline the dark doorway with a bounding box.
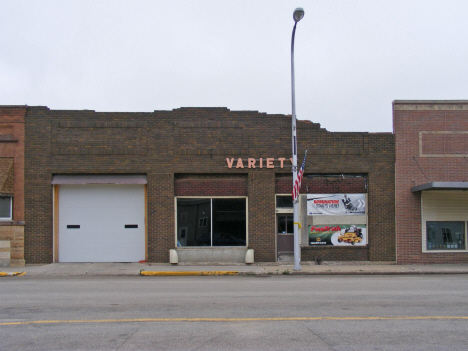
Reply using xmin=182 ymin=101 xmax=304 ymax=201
xmin=277 ymin=214 xmax=294 ymax=261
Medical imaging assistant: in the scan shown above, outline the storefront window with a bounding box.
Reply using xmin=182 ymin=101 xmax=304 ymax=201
xmin=177 ymin=198 xmax=246 ymax=247
xmin=0 ymin=196 xmax=12 ymax=220
xmin=426 ymin=221 xmax=465 ymax=250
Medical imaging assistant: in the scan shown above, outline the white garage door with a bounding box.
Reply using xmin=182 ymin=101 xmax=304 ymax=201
xmin=58 ymin=184 xmax=145 ymax=262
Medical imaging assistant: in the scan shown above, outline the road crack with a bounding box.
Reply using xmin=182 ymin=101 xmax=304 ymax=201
xmin=298 ymin=321 xmax=337 ymax=351
xmin=116 ymin=325 xmax=142 ymax=350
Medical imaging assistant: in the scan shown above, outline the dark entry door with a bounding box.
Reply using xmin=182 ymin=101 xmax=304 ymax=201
xmin=277 ymin=215 xmax=294 ymax=261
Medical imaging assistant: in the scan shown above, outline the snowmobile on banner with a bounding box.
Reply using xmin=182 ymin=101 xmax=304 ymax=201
xmin=342 ymin=194 xmax=357 ymax=213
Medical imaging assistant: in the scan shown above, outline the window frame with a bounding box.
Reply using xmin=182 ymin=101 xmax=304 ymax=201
xmin=423 ymin=220 xmax=467 ymax=252
xmin=275 ymin=194 xmax=293 ymax=214
xmin=421 ymin=191 xmax=468 ymax=253
xmin=0 ymin=196 xmax=12 ymax=221
xmin=175 ymin=196 xmax=248 ymax=248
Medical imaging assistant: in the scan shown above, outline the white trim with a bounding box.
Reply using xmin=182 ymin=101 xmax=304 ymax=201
xmin=210 ymin=200 xmax=213 ymax=246
xmin=51 ymin=174 xmax=147 ymax=185
xmin=276 ymin=209 xmax=294 ymax=214
xmin=53 ymin=186 xmax=57 ymax=263
xmin=421 ymin=195 xmax=425 ymax=253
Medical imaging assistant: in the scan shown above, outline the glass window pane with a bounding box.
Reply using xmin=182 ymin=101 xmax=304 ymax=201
xmin=177 ymin=199 xmax=211 ymax=247
xmin=0 ymin=197 xmax=11 ymax=219
xmin=212 ymin=198 xmax=246 ymax=246
xmin=278 ymin=216 xmax=287 ymax=234
xmin=278 ymin=215 xmax=293 ymax=234
xmin=426 ymin=221 xmax=465 ymax=250
xmin=276 ymin=196 xmax=293 ymax=208
xmin=286 ymin=216 xmax=293 ymax=233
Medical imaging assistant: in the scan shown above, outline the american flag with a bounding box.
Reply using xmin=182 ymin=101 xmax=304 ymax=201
xmin=292 ymin=151 xmax=307 ymax=202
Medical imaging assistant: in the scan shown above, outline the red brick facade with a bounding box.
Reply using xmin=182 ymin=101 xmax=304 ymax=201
xmin=394 ymin=100 xmax=468 ymax=264
xmin=0 ymin=106 xmax=26 ymax=266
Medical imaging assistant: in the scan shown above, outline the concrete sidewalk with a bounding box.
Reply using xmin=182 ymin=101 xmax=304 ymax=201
xmin=2 ymin=262 xmax=468 ymax=277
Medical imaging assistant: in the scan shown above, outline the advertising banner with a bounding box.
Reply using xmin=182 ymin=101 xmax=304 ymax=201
xmin=307 ymin=194 xmax=366 ymax=216
xmin=309 ymin=224 xmax=367 ymax=246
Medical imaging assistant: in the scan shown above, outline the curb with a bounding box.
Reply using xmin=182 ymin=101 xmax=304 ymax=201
xmin=139 ymin=270 xmax=468 ymax=277
xmin=140 ymin=271 xmax=239 ymax=276
xmin=261 ymin=271 xmax=468 ymax=275
xmin=0 ymin=272 xmax=25 ymax=277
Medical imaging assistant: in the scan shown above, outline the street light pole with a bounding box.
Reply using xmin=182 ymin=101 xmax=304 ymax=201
xmin=291 ymin=7 xmax=304 ymax=271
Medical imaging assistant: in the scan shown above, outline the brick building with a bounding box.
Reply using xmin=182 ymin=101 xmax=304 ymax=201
xmin=6 ymin=106 xmax=395 ymax=264
xmin=394 ymin=100 xmax=468 ymax=264
xmin=0 ymin=106 xmax=26 ymax=267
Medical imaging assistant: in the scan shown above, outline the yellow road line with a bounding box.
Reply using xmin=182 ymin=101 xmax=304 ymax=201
xmin=2 ymin=316 xmax=468 ymax=326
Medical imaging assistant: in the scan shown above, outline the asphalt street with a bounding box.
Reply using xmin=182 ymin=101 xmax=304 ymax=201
xmin=1 ymin=274 xmax=468 ymax=350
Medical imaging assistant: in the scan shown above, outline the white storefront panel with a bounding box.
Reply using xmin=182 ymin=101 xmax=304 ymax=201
xmin=58 ymin=184 xmax=145 ymax=262
xmin=421 ymin=190 xmax=468 ymax=252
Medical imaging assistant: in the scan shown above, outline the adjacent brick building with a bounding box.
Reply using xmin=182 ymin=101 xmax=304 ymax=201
xmin=0 ymin=106 xmax=26 ymax=267
xmin=394 ymin=100 xmax=468 ymax=264
xmin=0 ymin=105 xmax=398 ymax=264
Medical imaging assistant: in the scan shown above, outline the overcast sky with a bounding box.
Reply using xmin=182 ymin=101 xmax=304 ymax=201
xmin=2 ymin=1 xmax=468 ymax=132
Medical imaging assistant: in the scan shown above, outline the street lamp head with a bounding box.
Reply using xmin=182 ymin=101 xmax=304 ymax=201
xmin=293 ymin=8 xmax=304 ymax=23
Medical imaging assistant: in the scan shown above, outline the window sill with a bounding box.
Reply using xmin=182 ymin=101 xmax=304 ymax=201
xmin=0 ymin=221 xmax=25 ymax=226
xmin=176 ymin=246 xmax=248 ymax=250
xmin=423 ymin=250 xmax=467 ymax=253
xmin=305 ymin=245 xmax=368 ymax=249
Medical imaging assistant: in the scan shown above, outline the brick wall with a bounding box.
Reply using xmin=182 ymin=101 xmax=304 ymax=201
xmin=147 ymin=173 xmax=174 ymax=262
xmin=24 ymin=173 xmax=53 ymax=263
xmin=0 ymin=106 xmax=26 ymax=266
xmin=368 ymin=171 xmax=395 ymax=261
xmin=23 ymin=106 xmax=395 ymax=263
xmin=248 ymin=173 xmax=276 ymax=262
xmin=302 ymin=246 xmax=368 ymax=262
xmin=175 ymin=174 xmax=247 ymax=196
xmin=275 ymin=175 xmax=367 ymax=194
xmin=394 ymin=101 xmax=468 ymax=264
xmin=0 ymin=225 xmax=24 ymax=266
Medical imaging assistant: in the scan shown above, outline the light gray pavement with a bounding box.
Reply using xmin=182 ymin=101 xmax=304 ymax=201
xmin=3 ymin=261 xmax=468 ymax=276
